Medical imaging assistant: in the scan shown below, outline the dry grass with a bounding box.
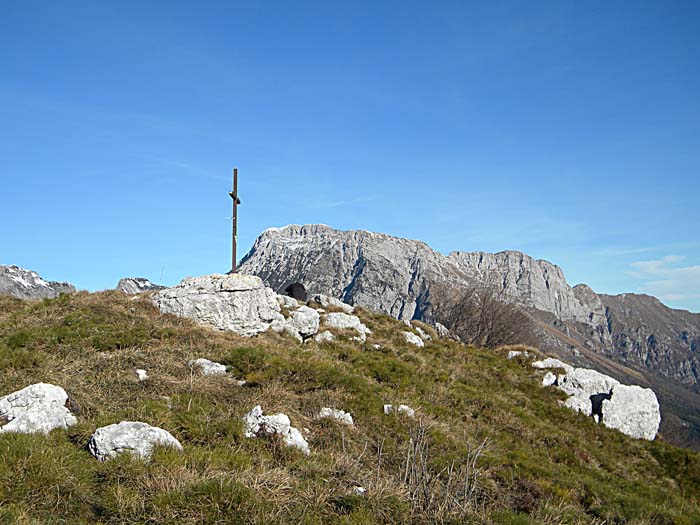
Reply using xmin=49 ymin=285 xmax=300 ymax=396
xmin=0 ymin=292 xmax=699 ymax=524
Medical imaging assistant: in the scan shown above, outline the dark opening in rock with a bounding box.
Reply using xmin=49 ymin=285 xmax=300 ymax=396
xmin=285 ymin=283 xmax=308 ymax=302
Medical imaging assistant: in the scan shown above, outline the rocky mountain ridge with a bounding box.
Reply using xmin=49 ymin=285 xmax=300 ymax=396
xmin=239 ymin=224 xmax=700 ymax=449
xmin=0 ymin=265 xmax=76 ymax=299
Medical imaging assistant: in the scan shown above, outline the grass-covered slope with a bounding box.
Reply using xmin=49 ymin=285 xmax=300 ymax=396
xmin=0 ymin=292 xmax=698 ymax=524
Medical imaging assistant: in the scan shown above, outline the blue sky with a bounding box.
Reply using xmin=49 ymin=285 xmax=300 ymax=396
xmin=1 ymin=1 xmax=699 ymax=312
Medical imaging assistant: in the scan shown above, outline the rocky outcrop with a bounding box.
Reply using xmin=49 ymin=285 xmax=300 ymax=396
xmin=116 ymin=277 xmax=165 ymax=295
xmin=533 ymin=359 xmax=660 ymax=440
xmin=323 ymin=312 xmax=371 ymax=342
xmin=243 ymin=405 xmax=310 ymax=455
xmin=0 ymin=265 xmax=76 ymax=300
xmin=88 ymin=421 xmax=183 ymax=461
xmin=153 ymin=274 xmax=285 ymax=337
xmin=0 ymin=383 xmax=77 ymax=434
xmin=403 ymin=331 xmax=424 ymax=348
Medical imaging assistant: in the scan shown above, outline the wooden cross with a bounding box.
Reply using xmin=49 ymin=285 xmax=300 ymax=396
xmin=229 ymin=168 xmax=241 ymax=273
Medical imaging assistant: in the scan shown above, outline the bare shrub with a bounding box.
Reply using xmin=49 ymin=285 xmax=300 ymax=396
xmin=399 ymin=420 xmax=489 ymax=519
xmin=428 ymin=281 xmax=538 ymax=349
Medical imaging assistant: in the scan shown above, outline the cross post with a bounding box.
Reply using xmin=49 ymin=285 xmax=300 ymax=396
xmin=229 ymin=168 xmax=241 ymax=273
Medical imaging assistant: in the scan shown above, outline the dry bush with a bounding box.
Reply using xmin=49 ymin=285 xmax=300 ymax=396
xmin=428 ymin=281 xmax=538 ymax=349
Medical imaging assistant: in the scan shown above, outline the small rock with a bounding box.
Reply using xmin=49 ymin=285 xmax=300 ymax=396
xmin=288 ymin=306 xmax=320 ymax=339
xmin=324 ymin=313 xmax=371 ymax=343
xmin=314 ymin=330 xmax=334 ymax=343
xmin=311 ymin=294 xmax=354 ymax=314
xmin=318 ymin=407 xmax=354 ymax=426
xmin=383 ymin=404 xmax=415 ymax=418
xmin=372 ymin=343 xmax=382 ymax=350
xmin=135 ymin=369 xmax=149 ymax=381
xmin=531 ymin=358 xmax=574 ymax=373
xmin=508 ymin=350 xmax=530 ymax=359
xmin=415 ymin=326 xmax=432 ymax=341
xmin=243 ymin=405 xmax=310 ymax=455
xmin=235 ymin=379 xmax=247 ymax=386
xmin=189 ymin=358 xmax=227 ymax=376
xmin=351 ymin=486 xmax=367 ymax=496
xmin=277 ymin=294 xmax=299 ymax=309
xmin=88 ymin=421 xmax=183 ymax=461
xmin=0 ymin=383 xmax=78 ymax=434
xmin=403 ymin=331 xmax=424 ymax=348
xmin=435 ymin=322 xmax=450 ymax=338
xmin=542 ymin=372 xmax=557 ymax=386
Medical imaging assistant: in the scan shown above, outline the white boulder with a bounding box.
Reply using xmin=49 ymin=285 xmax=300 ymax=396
xmin=508 ymin=350 xmax=530 ymax=359
xmin=277 ymin=294 xmax=299 ymax=309
xmin=318 ymin=407 xmax=354 ymax=426
xmin=88 ymin=421 xmax=183 ymax=461
xmin=135 ymin=369 xmax=149 ymax=381
xmin=243 ymin=405 xmax=310 ymax=455
xmin=311 ymin=294 xmax=354 ymax=314
xmin=288 ymin=306 xmax=320 ymax=339
xmin=415 ymin=326 xmax=432 ymax=341
xmin=314 ymin=330 xmax=334 ymax=343
xmin=153 ymin=274 xmax=285 ymax=337
xmin=323 ymin=312 xmax=371 ymax=343
xmin=602 ymin=385 xmax=661 ymax=440
xmin=0 ymin=383 xmax=77 ymax=434
xmin=383 ymin=404 xmax=415 ymax=418
xmin=542 ymin=372 xmax=557 ymax=387
xmin=531 ymin=358 xmax=574 ymax=373
xmin=403 ymin=331 xmax=424 ymax=347
xmin=189 ymin=358 xmax=227 ymax=376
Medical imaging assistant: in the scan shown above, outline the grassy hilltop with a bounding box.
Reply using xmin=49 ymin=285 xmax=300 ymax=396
xmin=0 ymin=291 xmax=699 ymax=524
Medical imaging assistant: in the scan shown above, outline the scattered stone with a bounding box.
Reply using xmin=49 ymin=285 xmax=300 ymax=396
xmin=288 ymin=306 xmax=320 ymax=339
xmin=415 ymin=326 xmax=432 ymax=341
xmin=277 ymin=294 xmax=299 ymax=309
xmin=243 ymin=405 xmax=310 ymax=455
xmin=531 ymin=358 xmax=574 ymax=373
xmin=88 ymin=421 xmax=183 ymax=461
xmin=602 ymin=385 xmax=661 ymax=440
xmin=311 ymin=294 xmax=354 ymax=314
xmin=189 ymin=358 xmax=227 ymax=376
xmin=318 ymin=407 xmax=354 ymax=426
xmin=351 ymin=486 xmax=368 ymax=496
xmin=508 ymin=350 xmax=530 ymax=359
xmin=314 ymin=330 xmax=334 ymax=343
xmin=403 ymin=331 xmax=424 ymax=348
xmin=135 ymin=369 xmax=149 ymax=381
xmin=383 ymin=404 xmax=415 ymax=418
xmin=153 ymin=274 xmax=285 ymax=337
xmin=117 ymin=277 xmax=165 ymax=295
xmin=235 ymin=379 xmax=247 ymax=386
xmin=0 ymin=383 xmax=77 ymax=434
xmin=372 ymin=343 xmax=382 ymax=350
xmin=542 ymin=372 xmax=557 ymax=387
xmin=435 ymin=322 xmax=450 ymax=338
xmin=324 ymin=313 xmax=371 ymax=343
xmin=403 ymin=319 xmax=412 ymax=327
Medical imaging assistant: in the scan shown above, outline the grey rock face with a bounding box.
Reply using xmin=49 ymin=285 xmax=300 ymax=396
xmin=88 ymin=421 xmax=183 ymax=461
xmin=0 ymin=265 xmax=76 ymax=299
xmin=238 ymin=224 xmax=700 ymax=449
xmin=116 ymin=277 xmax=165 ymax=295
xmin=0 ymin=383 xmax=77 ymax=434
xmin=153 ymin=274 xmax=284 ymax=337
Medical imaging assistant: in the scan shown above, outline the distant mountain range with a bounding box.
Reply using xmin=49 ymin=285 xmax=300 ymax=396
xmin=239 ymin=224 xmax=700 ymax=450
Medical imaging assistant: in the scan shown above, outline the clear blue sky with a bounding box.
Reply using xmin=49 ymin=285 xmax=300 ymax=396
xmin=1 ymin=1 xmax=699 ymax=312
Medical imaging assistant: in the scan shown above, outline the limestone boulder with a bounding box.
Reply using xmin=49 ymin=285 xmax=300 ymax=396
xmin=323 ymin=312 xmax=371 ymax=343
xmin=88 ymin=421 xmax=183 ymax=461
xmin=602 ymin=385 xmax=661 ymax=440
xmin=318 ymin=407 xmax=354 ymax=426
xmin=243 ymin=405 xmax=310 ymax=455
xmin=153 ymin=274 xmax=284 ymax=337
xmin=288 ymin=306 xmax=320 ymax=339
xmin=0 ymin=383 xmax=77 ymax=434
xmin=189 ymin=358 xmax=227 ymax=376
xmin=403 ymin=331 xmax=424 ymax=348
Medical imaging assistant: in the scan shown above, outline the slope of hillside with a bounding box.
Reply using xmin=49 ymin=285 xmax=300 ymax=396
xmin=0 ymin=291 xmax=699 ymax=524
xmin=239 ymin=224 xmax=700 ymax=450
